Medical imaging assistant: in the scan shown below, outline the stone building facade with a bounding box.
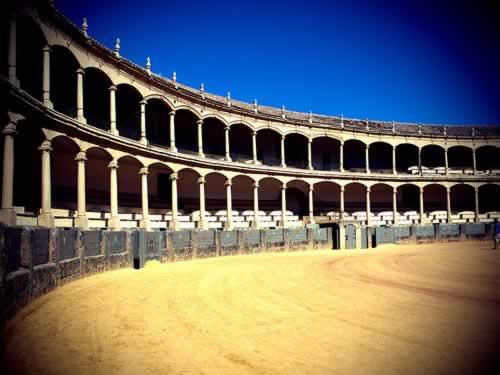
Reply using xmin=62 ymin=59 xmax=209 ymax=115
xmin=1 ymin=0 xmax=500 ymax=232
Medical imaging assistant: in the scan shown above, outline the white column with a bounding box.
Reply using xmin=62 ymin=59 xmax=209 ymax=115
xmin=8 ymin=14 xmax=19 ymax=88
xmin=280 ymin=135 xmax=286 ymax=168
xmin=307 ymin=138 xmax=312 ymax=170
xmin=170 ymin=172 xmax=178 ymax=229
xmin=393 ymin=187 xmax=398 ymax=226
xmin=74 ymin=151 xmax=88 ymax=229
xmin=225 ymin=125 xmax=232 ymax=161
xmin=37 ymin=140 xmax=54 ymax=227
xmin=365 ymin=144 xmax=370 ymax=173
xmin=76 ymin=68 xmax=86 ymax=124
xmin=339 ymin=142 xmax=344 ymax=172
xmin=366 ymin=187 xmax=371 ymax=226
xmin=446 ymin=187 xmax=452 ymax=223
xmin=139 ymin=167 xmax=150 ymax=230
xmin=340 ymin=186 xmax=345 ymax=220
xmin=392 ymin=146 xmax=397 ymax=174
xmin=419 ymin=187 xmax=424 ymax=224
xmin=42 ymin=45 xmax=53 ymax=108
xmin=0 ymin=121 xmax=17 ymax=225
xmin=108 ymin=160 xmax=120 ymax=230
xmin=169 ymin=111 xmax=177 ymax=152
xmin=252 ymin=131 xmax=257 ymax=163
xmin=197 ymin=119 xmax=204 ymax=157
xmin=308 ymin=185 xmax=315 ymax=224
xmin=418 ymin=147 xmax=423 ymax=176
xmin=198 ymin=177 xmax=207 ymax=230
xmin=140 ymin=100 xmax=147 ymax=145
xmin=225 ymin=178 xmax=233 ymax=230
xmin=252 ymin=182 xmax=259 ymax=228
xmin=472 ymin=148 xmax=477 ymax=175
xmin=109 ymin=85 xmax=119 ymax=135
xmin=444 ymin=148 xmax=449 ymax=175
xmin=474 ymin=187 xmax=480 ymax=223
xmin=281 ymin=183 xmax=287 ymax=228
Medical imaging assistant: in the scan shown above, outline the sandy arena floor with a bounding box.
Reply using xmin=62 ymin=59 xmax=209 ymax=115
xmin=2 ymin=242 xmax=500 ymax=375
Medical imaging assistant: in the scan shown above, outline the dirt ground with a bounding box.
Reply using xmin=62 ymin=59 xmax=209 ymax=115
xmin=2 ymin=242 xmax=500 ymax=375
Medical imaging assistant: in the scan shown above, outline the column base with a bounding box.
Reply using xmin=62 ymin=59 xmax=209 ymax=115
xmin=308 ymin=216 xmax=315 ymax=225
xmin=308 ymin=165 xmax=313 ymax=171
xmin=251 ymin=221 xmax=259 ymax=229
xmin=140 ymin=137 xmax=148 ymax=145
xmin=169 ymin=220 xmax=178 ymax=230
xmin=9 ymin=76 xmax=20 ymax=88
xmin=140 ymin=217 xmax=150 ymax=230
xmin=198 ymin=152 xmax=205 ymax=158
xmin=0 ymin=208 xmax=17 ymax=226
xmin=278 ymin=220 xmax=288 ymax=228
xmin=37 ymin=212 xmax=55 ymax=227
xmin=77 ymin=115 xmax=87 ymax=124
xmin=197 ymin=220 xmax=207 ymax=230
xmin=224 ymin=221 xmax=233 ymax=230
xmin=225 ymin=156 xmax=232 ymax=162
xmin=170 ymin=146 xmax=177 ymax=153
xmin=281 ymin=164 xmax=287 ymax=168
xmin=74 ymin=215 xmax=88 ymax=229
xmin=43 ymin=99 xmax=53 ymax=109
xmin=108 ymin=215 xmax=121 ymax=230
xmin=110 ymin=128 xmax=119 ymax=136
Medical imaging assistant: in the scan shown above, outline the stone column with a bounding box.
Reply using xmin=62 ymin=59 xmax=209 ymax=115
xmin=280 ymin=135 xmax=286 ymax=168
xmin=340 ymin=186 xmax=345 ymax=220
xmin=419 ymin=187 xmax=424 ymax=224
xmin=108 ymin=160 xmax=120 ymax=230
xmin=252 ymin=131 xmax=257 ymax=163
xmin=366 ymin=187 xmax=371 ymax=226
xmin=198 ymin=177 xmax=207 ymax=230
xmin=74 ymin=151 xmax=88 ymax=229
xmin=76 ymin=68 xmax=86 ymax=123
xmin=446 ymin=187 xmax=452 ymax=223
xmin=281 ymin=183 xmax=287 ymax=228
xmin=37 ymin=140 xmax=54 ymax=227
xmin=252 ymin=182 xmax=259 ymax=228
xmin=392 ymin=186 xmax=398 ymax=226
xmin=308 ymin=185 xmax=315 ymax=224
xmin=307 ymin=138 xmax=312 ymax=170
xmin=170 ymin=173 xmax=178 ymax=229
xmin=0 ymin=120 xmax=18 ymax=225
xmin=109 ymin=85 xmax=119 ymax=135
xmin=418 ymin=147 xmax=423 ymax=176
xmin=43 ymin=45 xmax=53 ymax=108
xmin=392 ymin=146 xmax=397 ymax=175
xmin=474 ymin=187 xmax=480 ymax=223
xmin=8 ymin=14 xmax=19 ymax=88
xmin=140 ymin=100 xmax=147 ymax=145
xmin=139 ymin=167 xmax=150 ymax=230
xmin=197 ymin=119 xmax=204 ymax=157
xmin=444 ymin=148 xmax=449 ymax=175
xmin=169 ymin=111 xmax=177 ymax=152
xmin=339 ymin=142 xmax=344 ymax=172
xmin=365 ymin=144 xmax=370 ymax=173
xmin=225 ymin=178 xmax=233 ymax=230
xmin=472 ymin=148 xmax=477 ymax=175
xmin=225 ymin=125 xmax=232 ymax=161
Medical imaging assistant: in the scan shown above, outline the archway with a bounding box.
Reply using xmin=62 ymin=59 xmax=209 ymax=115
xmin=396 ymin=184 xmax=419 ymax=213
xmin=257 ymin=129 xmax=281 ymax=166
xmin=203 ymin=117 xmax=225 ymax=159
xmin=395 ymin=144 xmax=419 ymax=173
xmin=476 ymin=146 xmax=500 ymax=171
xmin=50 ymin=46 xmax=79 ymax=117
xmin=448 ymin=146 xmax=473 ymax=170
xmin=421 ymin=145 xmax=445 ymax=169
xmin=344 ymin=182 xmax=367 ymax=214
xmin=205 ymin=172 xmax=227 ymax=213
xmin=85 ymin=147 xmax=113 ymax=212
xmin=116 ymin=84 xmax=142 ymax=140
xmin=51 ymin=136 xmax=79 ymax=210
xmin=286 ymin=180 xmax=309 ymax=217
xmin=312 ymin=137 xmax=340 ymax=171
xmin=83 ymin=67 xmax=112 ymax=131
xmin=343 ymin=140 xmax=366 ymax=171
xmin=312 ymin=181 xmax=340 ymax=216
xmin=450 ymin=184 xmax=475 ymax=212
xmin=230 ymin=123 xmax=252 ymax=162
xmin=232 ymin=175 xmax=254 ymax=213
xmin=423 ymin=184 xmax=447 ymax=212
xmin=259 ymin=178 xmax=282 ymax=213
xmin=147 ymin=163 xmax=173 ymax=211
xmin=478 ymin=184 xmax=500 ymax=213
xmin=116 ymin=156 xmax=142 ymax=212
xmin=370 ymin=183 xmax=392 ymax=213
xmin=369 ymin=142 xmax=392 ymax=172
xmin=175 ymin=109 xmax=198 ymax=154
xmin=145 ymin=99 xmax=171 ymax=147
xmin=177 ymin=168 xmax=200 ymax=215
xmin=285 ymin=133 xmax=308 ymax=169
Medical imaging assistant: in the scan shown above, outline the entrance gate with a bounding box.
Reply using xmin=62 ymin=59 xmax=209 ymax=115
xmin=345 ymin=224 xmax=356 ymax=249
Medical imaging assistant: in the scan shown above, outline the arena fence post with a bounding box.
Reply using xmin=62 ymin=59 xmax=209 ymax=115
xmin=102 ymin=231 xmax=109 ymax=270
xmin=327 ymin=227 xmax=333 ymax=249
xmin=260 ymin=230 xmax=267 ymax=252
xmin=166 ymin=231 xmax=174 ymax=262
xmin=284 ymin=229 xmax=290 ymax=252
xmin=339 ymin=224 xmax=346 ymax=250
xmin=191 ymin=230 xmax=198 ymax=260
xmin=410 ymin=225 xmax=417 ymax=244
xmin=215 ymin=230 xmax=221 ymax=256
xmin=307 ymin=228 xmax=313 ymax=250
xmin=237 ymin=230 xmax=244 ymax=255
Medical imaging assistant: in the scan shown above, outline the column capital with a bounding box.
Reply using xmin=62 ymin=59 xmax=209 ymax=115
xmin=253 ymin=182 xmax=259 ymax=188
xmin=225 ymin=178 xmax=232 ymax=186
xmin=139 ymin=167 xmax=149 ymax=175
xmin=340 ymin=186 xmax=345 ymax=192
xmin=76 ymin=67 xmax=85 ymax=75
xmin=366 ymin=187 xmax=371 ymax=193
xmin=197 ymin=176 xmax=205 ymax=184
xmin=393 ymin=186 xmax=398 ymax=193
xmin=308 ymin=137 xmax=312 ymax=144
xmin=38 ymin=140 xmax=52 ymax=152
xmin=446 ymin=186 xmax=451 ymax=193
xmin=169 ymin=172 xmax=178 ymax=181
xmin=196 ymin=119 xmax=203 ymax=125
xmin=474 ymin=186 xmax=479 ymax=193
xmin=140 ymin=99 xmax=147 ymax=106
xmin=252 ymin=130 xmax=257 ymax=136
xmin=75 ymin=151 xmax=87 ymax=162
xmin=2 ymin=122 xmax=17 ymax=136
xmin=281 ymin=135 xmax=286 ymax=141
xmin=169 ymin=110 xmax=176 ymax=116
xmin=225 ymin=125 xmax=230 ymax=131
xmin=366 ymin=143 xmax=370 ymax=149
xmin=282 ymin=182 xmax=287 ymax=190
xmin=108 ymin=160 xmax=119 ymax=169
xmin=109 ymin=85 xmax=117 ymax=91
xmin=43 ymin=44 xmax=51 ymax=53
xmin=309 ymin=185 xmax=314 ymax=192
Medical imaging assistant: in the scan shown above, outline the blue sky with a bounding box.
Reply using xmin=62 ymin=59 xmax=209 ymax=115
xmin=57 ymin=0 xmax=500 ymax=125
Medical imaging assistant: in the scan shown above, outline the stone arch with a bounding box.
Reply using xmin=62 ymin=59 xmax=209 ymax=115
xmin=116 ymin=83 xmax=143 ymax=140
xmin=256 ymin=128 xmax=281 ymax=166
xmin=83 ymin=67 xmax=113 ymax=131
xmin=421 ymin=144 xmax=445 ymax=169
xmin=232 ymin=175 xmax=255 ymax=213
xmin=395 ymin=143 xmax=419 ymax=173
xmin=476 ymin=145 xmax=500 ymax=171
xmin=396 ymin=183 xmax=420 ymax=213
xmin=230 ymin=123 xmax=253 ymax=162
xmin=370 ymin=182 xmax=393 ymax=214
xmin=205 ymin=172 xmax=228 ymax=213
xmin=312 ymin=181 xmax=340 ymax=216
xmin=173 ymin=105 xmax=201 ymax=120
xmin=344 ymin=182 xmax=367 ymax=215
xmin=448 ymin=145 xmax=473 ymax=170
xmin=116 ymin=155 xmax=143 ymax=212
xmin=175 ymin=108 xmax=199 ymax=153
xmin=369 ymin=142 xmax=392 ymax=172
xmin=478 ymin=184 xmax=500 ymax=213
xmin=285 ymin=133 xmax=308 ymax=169
xmin=285 ymin=179 xmax=309 ymax=217
xmin=201 ymin=113 xmax=229 ymax=126
xmin=147 ymin=162 xmax=174 ymax=211
xmin=16 ymin=15 xmax=46 ymax=100
xmin=259 ymin=177 xmax=283 ymax=213
xmin=423 ymin=183 xmax=447 ymax=212
xmin=311 ymin=136 xmax=341 ymax=171
xmin=85 ymin=147 xmax=113 ymax=212
xmin=228 ymin=120 xmax=255 ymax=131
xmin=343 ymin=139 xmax=367 ymax=171
xmin=144 ymin=94 xmax=176 ymax=111
xmin=50 ymin=45 xmax=80 ymax=117
xmin=178 ymin=168 xmax=202 ymax=215
xmin=450 ymin=184 xmax=475 ymax=213
xmin=145 ymin=98 xmax=172 ymax=147
xmin=202 ymin=117 xmax=226 ymax=159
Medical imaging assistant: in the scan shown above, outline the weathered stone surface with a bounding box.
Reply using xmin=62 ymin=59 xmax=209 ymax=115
xmin=108 ymin=253 xmax=129 ymax=270
xmin=4 ymin=269 xmax=31 ymax=319
xmin=58 ymin=257 xmax=81 ymax=284
xmin=84 ymin=255 xmax=107 ymax=275
xmin=31 ymin=263 xmax=57 ymax=299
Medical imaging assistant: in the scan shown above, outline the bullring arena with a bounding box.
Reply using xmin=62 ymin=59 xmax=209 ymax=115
xmin=1 ymin=1 xmax=500 ymax=374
